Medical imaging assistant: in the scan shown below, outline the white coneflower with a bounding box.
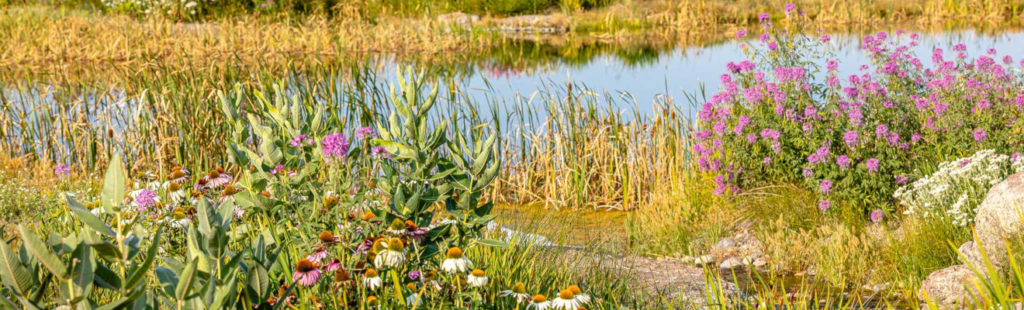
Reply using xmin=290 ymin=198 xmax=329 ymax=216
xmin=527 ymin=294 xmax=551 ymax=310
xmin=440 ymin=247 xmax=471 ymax=273
xmin=500 ymin=282 xmax=532 ymax=304
xmin=385 ymin=219 xmax=408 ymax=236
xmin=373 ymin=238 xmax=406 ymax=268
xmin=467 ymin=269 xmax=488 ymax=288
xmin=363 ymin=269 xmax=382 ymax=290
xmin=551 ymin=289 xmax=581 ymax=310
xmin=567 ymin=285 xmax=591 ymax=304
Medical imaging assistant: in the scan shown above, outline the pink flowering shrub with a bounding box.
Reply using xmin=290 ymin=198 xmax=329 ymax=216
xmin=694 ymin=6 xmax=1024 ymax=219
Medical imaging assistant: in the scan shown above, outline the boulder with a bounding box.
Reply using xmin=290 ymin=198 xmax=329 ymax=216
xmin=972 ymin=172 xmax=1024 ymax=268
xmin=957 ymin=241 xmax=985 ymax=269
xmin=919 ymin=264 xmax=979 ymax=309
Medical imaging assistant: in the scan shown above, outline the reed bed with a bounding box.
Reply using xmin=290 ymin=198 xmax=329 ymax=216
xmin=493 ymin=86 xmax=694 ymax=211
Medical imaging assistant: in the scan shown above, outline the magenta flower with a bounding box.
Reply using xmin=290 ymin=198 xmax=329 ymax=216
xmin=843 ymin=131 xmax=858 ymax=146
xmin=325 ymin=258 xmax=343 ymax=272
xmin=973 ymin=129 xmax=987 ymax=142
xmin=134 ymin=189 xmax=158 ymax=211
xmin=837 ymin=155 xmax=851 ymax=169
xmin=290 ymin=134 xmax=311 ymax=147
xmin=802 ymin=167 xmax=814 ymax=178
xmin=270 ymin=164 xmax=284 ymax=175
xmin=895 ymin=174 xmax=909 ymax=185
xmin=736 ymin=29 xmax=747 ymax=39
xmin=356 ymin=127 xmax=376 ymax=139
xmin=759 ymin=13 xmax=770 ymax=22
xmin=818 ymin=200 xmax=832 ymax=211
xmin=875 ymin=124 xmax=889 ymax=138
xmin=307 ymin=249 xmax=328 ymax=264
xmin=865 ymin=158 xmax=880 ymax=172
xmin=372 ymin=146 xmax=392 ymax=159
xmin=870 ymin=209 xmax=884 ymax=223
xmin=819 ymin=179 xmax=833 ymax=194
xmin=292 ymin=259 xmax=322 ymax=287
xmin=784 ymin=3 xmax=795 ymax=13
xmin=763 ymin=157 xmax=772 ymax=165
xmin=322 ymin=133 xmax=350 ymax=161
xmin=408 ymin=270 xmax=422 ymax=280
xmin=54 ymin=164 xmax=71 ymax=177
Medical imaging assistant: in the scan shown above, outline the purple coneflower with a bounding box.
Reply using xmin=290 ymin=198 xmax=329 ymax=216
xmin=307 ymin=249 xmax=328 ymax=264
xmin=292 ymin=258 xmax=322 ymax=287
xmin=325 ymin=258 xmax=343 ymax=272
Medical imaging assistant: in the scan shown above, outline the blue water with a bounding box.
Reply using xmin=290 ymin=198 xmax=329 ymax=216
xmin=434 ymin=29 xmax=1024 ymax=116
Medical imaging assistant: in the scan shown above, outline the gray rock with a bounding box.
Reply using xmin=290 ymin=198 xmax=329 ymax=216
xmin=972 ymin=172 xmax=1024 ymax=269
xmin=719 ymin=257 xmax=744 ymax=270
xmin=957 ymin=241 xmax=986 ymax=268
xmin=919 ymin=264 xmax=979 ymax=309
xmin=711 ymin=237 xmax=738 ymax=259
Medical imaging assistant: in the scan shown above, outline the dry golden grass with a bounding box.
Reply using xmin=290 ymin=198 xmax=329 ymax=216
xmin=0 ymin=5 xmax=501 ymax=81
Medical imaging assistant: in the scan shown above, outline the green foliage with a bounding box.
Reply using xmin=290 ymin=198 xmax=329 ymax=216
xmin=0 ymin=154 xmax=157 ymax=308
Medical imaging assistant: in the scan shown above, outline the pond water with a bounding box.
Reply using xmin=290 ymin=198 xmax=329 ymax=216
xmin=396 ymin=29 xmax=1024 ymax=117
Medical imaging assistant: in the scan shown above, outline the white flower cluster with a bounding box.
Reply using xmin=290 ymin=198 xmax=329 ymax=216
xmin=895 ymin=149 xmax=1024 ymax=226
xmin=100 ymin=0 xmax=200 ymax=16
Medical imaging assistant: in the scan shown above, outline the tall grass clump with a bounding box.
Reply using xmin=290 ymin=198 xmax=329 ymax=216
xmin=693 ymin=3 xmax=1024 ymax=220
xmin=495 ymin=86 xmax=693 ymax=211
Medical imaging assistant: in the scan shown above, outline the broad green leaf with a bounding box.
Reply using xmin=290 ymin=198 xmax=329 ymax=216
xmin=124 ymin=228 xmax=161 ymax=289
xmin=70 ymin=244 xmax=94 ymax=299
xmin=176 ymin=258 xmax=199 ymax=300
xmin=247 ymin=264 xmax=270 ymax=299
xmin=0 ymin=238 xmax=34 ymax=296
xmin=100 ymin=153 xmax=126 ymax=213
xmin=92 ymin=263 xmax=121 ymax=289
xmin=18 ymin=225 xmax=68 ymax=280
xmin=475 ymin=238 xmax=507 ymax=249
xmin=67 ymin=196 xmax=115 ymax=238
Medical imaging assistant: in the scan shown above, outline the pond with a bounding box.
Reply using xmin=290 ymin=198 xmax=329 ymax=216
xmin=381 ymin=29 xmax=1024 ymax=117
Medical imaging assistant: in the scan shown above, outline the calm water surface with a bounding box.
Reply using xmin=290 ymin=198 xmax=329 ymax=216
xmin=406 ymin=29 xmax=1024 ymax=116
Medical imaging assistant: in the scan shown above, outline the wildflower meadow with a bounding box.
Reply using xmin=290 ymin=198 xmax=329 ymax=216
xmin=5 ymin=1 xmax=1024 ymax=309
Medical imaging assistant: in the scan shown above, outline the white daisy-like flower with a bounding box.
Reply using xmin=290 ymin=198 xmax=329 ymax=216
xmin=527 ymin=295 xmax=552 ymax=310
xmin=363 ymin=269 xmax=382 ymax=290
xmin=567 ymin=285 xmax=591 ymax=304
xmin=441 ymin=247 xmax=471 ymax=273
xmin=500 ymin=282 xmax=532 ymax=304
xmin=373 ymin=238 xmax=406 ymax=268
xmin=467 ymin=269 xmax=488 ymax=288
xmin=405 ymin=293 xmax=421 ymax=307
xmin=551 ymin=289 xmax=580 ymax=310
